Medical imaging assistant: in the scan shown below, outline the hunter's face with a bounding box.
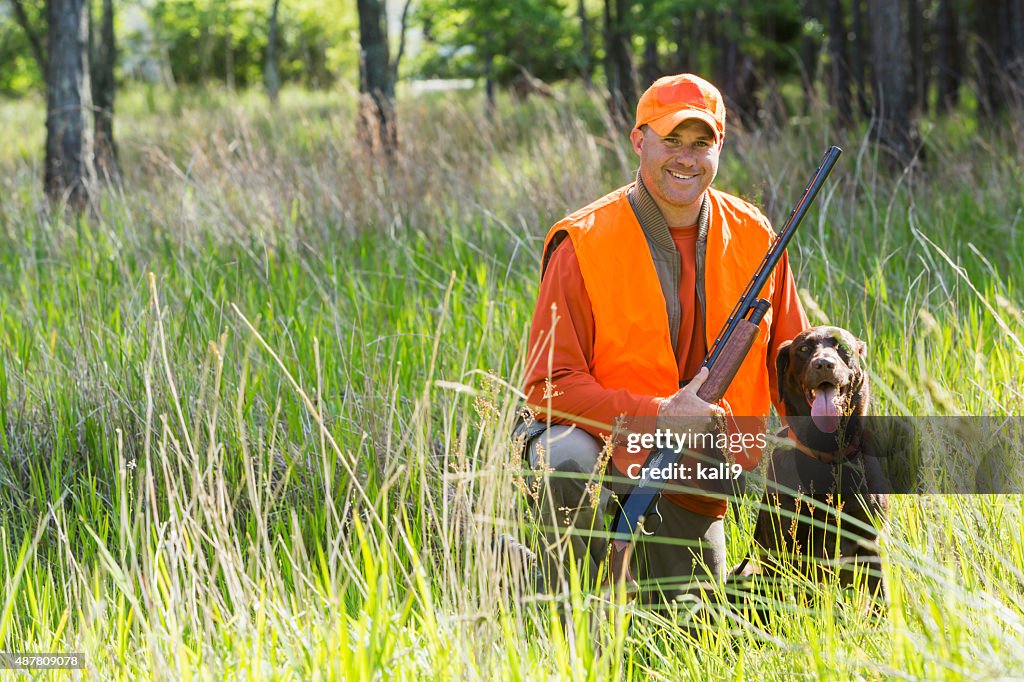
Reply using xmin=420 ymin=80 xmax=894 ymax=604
xmin=630 ymin=119 xmax=720 ymax=225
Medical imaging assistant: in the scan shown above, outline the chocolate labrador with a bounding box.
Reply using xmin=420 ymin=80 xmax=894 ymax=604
xmin=737 ymin=326 xmax=891 ymax=604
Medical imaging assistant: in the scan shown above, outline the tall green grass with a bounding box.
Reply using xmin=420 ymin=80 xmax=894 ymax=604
xmin=0 ymin=85 xmax=1022 ymax=679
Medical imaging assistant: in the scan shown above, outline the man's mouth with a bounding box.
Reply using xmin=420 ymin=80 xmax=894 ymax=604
xmin=667 ymin=170 xmax=698 ymax=181
xmin=806 ymin=382 xmax=845 ymax=433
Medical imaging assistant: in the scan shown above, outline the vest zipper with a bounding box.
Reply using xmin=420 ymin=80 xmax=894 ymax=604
xmin=696 ymin=196 xmax=710 ymax=354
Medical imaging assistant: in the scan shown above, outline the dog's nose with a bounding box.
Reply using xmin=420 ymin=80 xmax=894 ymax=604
xmin=811 ymin=357 xmax=835 ymax=372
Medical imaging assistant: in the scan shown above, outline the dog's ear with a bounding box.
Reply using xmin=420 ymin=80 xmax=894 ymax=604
xmin=775 ymin=340 xmax=793 ymax=383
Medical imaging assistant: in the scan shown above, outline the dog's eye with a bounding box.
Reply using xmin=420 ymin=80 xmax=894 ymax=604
xmin=798 ymin=345 xmax=809 ymax=354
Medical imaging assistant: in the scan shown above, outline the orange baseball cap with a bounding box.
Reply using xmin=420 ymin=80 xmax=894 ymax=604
xmin=634 ymin=73 xmax=726 ymax=142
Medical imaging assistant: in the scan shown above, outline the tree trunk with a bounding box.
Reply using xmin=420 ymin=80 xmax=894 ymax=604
xmin=577 ymin=0 xmax=593 ymax=89
xmin=973 ymin=0 xmax=1009 ymax=117
xmin=935 ymin=0 xmax=960 ymax=112
xmin=641 ymin=30 xmax=659 ymax=86
xmin=46 ymin=0 xmax=95 ymax=208
xmin=760 ymin=7 xmax=787 ymax=126
xmin=762 ymin=6 xmax=775 ymax=86
xmin=265 ymin=0 xmax=281 ymax=104
xmin=906 ymin=0 xmax=927 ymax=114
xmin=1012 ymin=1 xmax=1024 ymax=98
xmin=717 ymin=6 xmax=739 ymax=110
xmin=716 ymin=3 xmax=757 ymax=125
xmin=826 ymin=0 xmax=852 ymax=126
xmin=1001 ymin=0 xmax=1024 ymax=111
xmin=483 ymin=49 xmax=496 ymax=115
xmin=92 ymin=0 xmax=118 ymax=180
xmin=604 ymin=0 xmax=636 ymax=128
xmin=851 ymin=0 xmax=870 ymax=118
xmin=970 ymin=0 xmax=1024 ymax=115
xmin=225 ymin=16 xmax=234 ymax=92
xmin=670 ymin=9 xmax=702 ymax=74
xmin=799 ymin=0 xmax=820 ymax=110
xmin=356 ymin=0 xmax=397 ymax=156
xmin=867 ymin=0 xmax=917 ymax=168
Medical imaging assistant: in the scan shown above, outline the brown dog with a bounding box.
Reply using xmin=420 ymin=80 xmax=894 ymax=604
xmin=746 ymin=326 xmax=890 ymax=602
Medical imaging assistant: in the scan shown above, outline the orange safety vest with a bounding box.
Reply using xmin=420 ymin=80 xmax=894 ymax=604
xmin=542 ymin=184 xmax=777 ymax=515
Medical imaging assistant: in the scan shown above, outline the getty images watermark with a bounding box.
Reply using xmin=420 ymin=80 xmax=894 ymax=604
xmin=623 ymin=428 xmax=767 ymax=481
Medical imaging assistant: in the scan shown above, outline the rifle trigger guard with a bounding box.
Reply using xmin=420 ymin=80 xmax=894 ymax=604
xmin=639 ymin=500 xmax=663 ymax=536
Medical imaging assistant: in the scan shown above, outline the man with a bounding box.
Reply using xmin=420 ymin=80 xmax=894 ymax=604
xmin=516 ymin=73 xmax=809 ymax=601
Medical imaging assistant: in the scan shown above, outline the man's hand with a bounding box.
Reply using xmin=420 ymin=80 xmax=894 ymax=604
xmin=655 ymin=367 xmax=725 ymax=433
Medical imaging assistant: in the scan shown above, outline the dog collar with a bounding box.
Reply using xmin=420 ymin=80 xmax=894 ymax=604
xmin=780 ymin=427 xmax=860 ymax=464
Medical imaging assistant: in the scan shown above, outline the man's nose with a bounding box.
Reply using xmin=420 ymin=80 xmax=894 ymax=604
xmin=674 ymin=147 xmax=697 ymax=163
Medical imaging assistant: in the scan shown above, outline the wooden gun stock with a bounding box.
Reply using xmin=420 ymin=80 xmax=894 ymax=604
xmin=696 ymin=318 xmax=762 ymax=404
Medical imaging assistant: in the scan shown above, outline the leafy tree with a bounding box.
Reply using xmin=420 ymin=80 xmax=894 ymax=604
xmin=141 ymin=0 xmax=358 ymax=88
xmin=413 ymin=0 xmax=578 ymax=97
xmin=626 ymin=0 xmax=804 ymax=122
xmin=1 ymin=0 xmax=46 ymax=95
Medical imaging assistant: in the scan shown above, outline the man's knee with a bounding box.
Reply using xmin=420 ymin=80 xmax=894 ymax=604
xmin=527 ymin=425 xmax=604 ymax=473
xmin=527 ymin=425 xmax=612 ymax=511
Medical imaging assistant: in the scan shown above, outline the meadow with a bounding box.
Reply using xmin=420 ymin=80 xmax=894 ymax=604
xmin=0 ymin=84 xmax=1022 ymax=679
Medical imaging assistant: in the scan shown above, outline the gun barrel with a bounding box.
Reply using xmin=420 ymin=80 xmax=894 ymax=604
xmin=702 ymin=146 xmax=842 ymax=372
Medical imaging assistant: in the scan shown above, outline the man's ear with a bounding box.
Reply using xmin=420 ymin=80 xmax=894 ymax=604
xmin=629 ymin=127 xmax=645 ymax=156
xmin=775 ymin=340 xmax=793 ymax=385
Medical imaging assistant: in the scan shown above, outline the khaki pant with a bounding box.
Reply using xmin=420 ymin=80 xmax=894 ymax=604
xmin=517 ymin=421 xmax=726 ymax=603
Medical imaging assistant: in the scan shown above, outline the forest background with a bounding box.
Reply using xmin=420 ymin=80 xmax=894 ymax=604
xmin=1 ymin=0 xmax=1023 ymax=679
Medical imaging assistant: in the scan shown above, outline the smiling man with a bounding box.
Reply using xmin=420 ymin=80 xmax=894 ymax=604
xmin=516 ymin=74 xmax=809 ymax=602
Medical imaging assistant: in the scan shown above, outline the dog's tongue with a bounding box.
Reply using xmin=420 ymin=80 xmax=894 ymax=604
xmin=811 ymin=386 xmax=840 ymax=433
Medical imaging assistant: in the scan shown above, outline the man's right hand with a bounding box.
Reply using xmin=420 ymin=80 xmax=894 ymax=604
xmin=655 ymin=367 xmax=725 ymax=433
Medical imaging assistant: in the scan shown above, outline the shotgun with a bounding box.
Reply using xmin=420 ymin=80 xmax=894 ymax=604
xmin=607 ymin=145 xmax=843 ymax=590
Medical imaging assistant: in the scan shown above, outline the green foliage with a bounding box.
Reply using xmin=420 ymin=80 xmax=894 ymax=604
xmin=409 ymin=0 xmax=809 ymax=100
xmin=414 ymin=0 xmax=580 ymax=84
xmin=628 ymin=0 xmax=806 ymax=79
xmin=140 ymin=0 xmax=358 ymax=88
xmin=0 ymin=1 xmax=45 ymax=95
xmin=0 ymin=50 xmax=39 ymax=96
xmin=0 ymin=0 xmax=359 ymax=96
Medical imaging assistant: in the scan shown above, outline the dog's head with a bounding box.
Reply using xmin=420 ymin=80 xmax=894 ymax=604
xmin=776 ymin=326 xmax=869 ymax=450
